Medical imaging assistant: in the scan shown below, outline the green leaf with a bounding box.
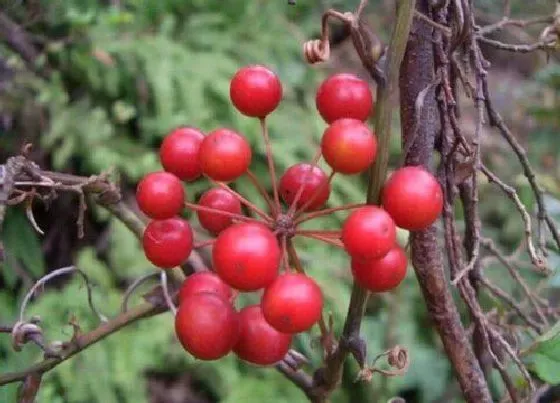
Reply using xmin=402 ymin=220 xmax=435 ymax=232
xmin=2 ymin=206 xmax=46 ymax=283
xmin=526 ymin=321 xmax=560 ymax=384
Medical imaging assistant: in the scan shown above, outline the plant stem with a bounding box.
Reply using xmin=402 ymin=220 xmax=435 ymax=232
xmin=0 ymin=301 xmax=166 ymax=386
xmin=313 ymin=0 xmax=416 ymax=398
xmin=295 ymin=229 xmax=341 ymax=238
xmin=184 ymin=201 xmax=254 ymax=222
xmin=293 ymin=171 xmax=335 ymax=217
xmin=209 ymin=180 xmax=273 ymax=223
xmin=246 ymin=169 xmax=276 ymax=215
xmin=286 ymin=150 xmax=323 ymax=217
xmin=294 ymin=203 xmax=365 ymax=225
xmin=193 ymin=239 xmax=215 ymax=249
xmin=298 ymin=233 xmax=344 ymax=249
xmin=259 ymin=117 xmax=281 ymax=215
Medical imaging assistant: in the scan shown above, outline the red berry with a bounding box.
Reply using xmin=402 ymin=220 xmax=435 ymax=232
xmin=197 ymin=188 xmax=242 ymax=235
xmin=213 ymin=222 xmax=280 ymax=291
xmin=178 ymin=272 xmax=233 ymax=304
xmin=142 ymin=218 xmax=193 ymax=269
xmin=321 ymin=119 xmax=377 ymax=175
xmin=199 ymin=128 xmax=252 ymax=182
xmin=278 ymin=163 xmax=331 ymax=211
xmin=316 ymin=73 xmax=373 ymax=123
xmin=175 ymin=293 xmax=239 ymax=360
xmin=351 ymin=246 xmax=408 ymax=292
xmin=234 ymin=305 xmax=292 ymax=365
xmin=159 ymin=127 xmax=205 ymax=181
xmin=136 ymin=172 xmax=185 ymax=219
xmin=230 ymin=65 xmax=283 ymax=118
xmin=261 ymin=273 xmax=323 ymax=334
xmin=382 ymin=166 xmax=443 ymax=231
xmin=342 ymin=206 xmax=396 ymax=260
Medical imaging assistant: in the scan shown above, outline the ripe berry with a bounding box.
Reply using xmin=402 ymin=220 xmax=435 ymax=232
xmin=261 ymin=273 xmax=323 ymax=334
xmin=136 ymin=171 xmax=185 ymax=219
xmin=321 ymin=119 xmax=377 ymax=175
xmin=197 ymin=188 xmax=242 ymax=235
xmin=175 ymin=293 xmax=239 ymax=360
xmin=178 ymin=272 xmax=233 ymax=304
xmin=382 ymin=166 xmax=443 ymax=231
xmin=213 ymin=222 xmax=280 ymax=291
xmin=234 ymin=305 xmax=292 ymax=365
xmin=142 ymin=218 xmax=193 ymax=268
xmin=342 ymin=206 xmax=396 ymax=260
xmin=159 ymin=126 xmax=205 ymax=181
xmin=230 ymin=65 xmax=283 ymax=118
xmin=351 ymin=246 xmax=408 ymax=292
xmin=199 ymin=128 xmax=252 ymax=182
xmin=278 ymin=163 xmax=331 ymax=211
xmin=316 ymin=73 xmax=373 ymax=123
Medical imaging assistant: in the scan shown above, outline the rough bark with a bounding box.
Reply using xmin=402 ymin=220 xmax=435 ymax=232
xmin=399 ymin=1 xmax=492 ymax=402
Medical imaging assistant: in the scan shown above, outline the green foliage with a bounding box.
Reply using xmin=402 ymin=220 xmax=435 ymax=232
xmin=525 ymin=321 xmax=560 ymax=384
xmin=1 ymin=206 xmax=46 ymax=288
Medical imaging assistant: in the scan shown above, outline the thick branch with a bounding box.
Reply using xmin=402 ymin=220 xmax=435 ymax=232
xmin=400 ymin=2 xmax=491 ymax=402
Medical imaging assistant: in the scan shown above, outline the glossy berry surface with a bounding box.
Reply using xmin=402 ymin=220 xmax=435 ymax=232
xmin=178 ymin=272 xmax=233 ymax=304
xmin=197 ymin=188 xmax=242 ymax=234
xmin=159 ymin=127 xmax=205 ymax=181
xmin=199 ymin=128 xmax=252 ymax=182
xmin=142 ymin=218 xmax=193 ymax=268
xmin=136 ymin=171 xmax=185 ymax=219
xmin=316 ymin=73 xmax=373 ymax=123
xmin=382 ymin=166 xmax=443 ymax=231
xmin=351 ymin=246 xmax=408 ymax=292
xmin=233 ymin=305 xmax=292 ymax=365
xmin=230 ymin=65 xmax=283 ymax=118
xmin=278 ymin=163 xmax=331 ymax=211
xmin=321 ymin=119 xmax=377 ymax=175
xmin=175 ymin=293 xmax=239 ymax=360
xmin=342 ymin=206 xmax=396 ymax=260
xmin=261 ymin=273 xmax=323 ymax=334
xmin=213 ymin=222 xmax=281 ymax=291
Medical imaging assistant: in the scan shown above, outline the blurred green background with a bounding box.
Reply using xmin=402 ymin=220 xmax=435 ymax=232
xmin=0 ymin=1 xmax=559 ymax=402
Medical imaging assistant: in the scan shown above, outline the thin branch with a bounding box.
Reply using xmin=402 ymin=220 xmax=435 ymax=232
xmin=479 ymin=164 xmax=545 ymax=270
xmin=160 ymin=271 xmax=177 ymax=316
xmin=0 ymin=302 xmax=166 ymax=386
xmin=477 ymin=36 xmax=556 ymax=53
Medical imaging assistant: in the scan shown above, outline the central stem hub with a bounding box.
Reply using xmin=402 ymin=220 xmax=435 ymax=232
xmin=274 ymin=213 xmax=296 ymax=239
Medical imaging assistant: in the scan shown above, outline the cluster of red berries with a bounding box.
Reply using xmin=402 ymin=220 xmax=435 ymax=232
xmin=135 ymin=65 xmax=443 ymax=364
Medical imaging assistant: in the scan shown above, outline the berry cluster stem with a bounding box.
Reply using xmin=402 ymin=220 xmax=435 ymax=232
xmin=184 ymin=201 xmax=255 ymax=223
xmin=259 ymin=118 xmax=281 ymax=215
xmin=210 ymin=180 xmax=273 ymax=223
xmin=294 ymin=203 xmax=366 ymax=225
xmin=246 ymin=169 xmax=276 ymax=214
xmin=294 ymin=171 xmax=336 ymax=217
xmin=286 ymin=150 xmax=322 ymax=217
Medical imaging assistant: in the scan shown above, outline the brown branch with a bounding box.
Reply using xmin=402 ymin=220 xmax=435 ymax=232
xmin=477 ymin=36 xmax=556 ymax=53
xmin=401 ymin=2 xmax=492 ymax=401
xmin=0 ymin=301 xmax=166 ymax=386
xmin=480 ymin=60 xmax=560 ymax=253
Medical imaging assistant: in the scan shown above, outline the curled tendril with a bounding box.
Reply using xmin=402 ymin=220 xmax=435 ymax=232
xmin=355 ymin=345 xmax=410 ymax=382
xmin=303 ymin=39 xmax=331 ymax=64
xmin=11 ymin=321 xmax=42 ymax=352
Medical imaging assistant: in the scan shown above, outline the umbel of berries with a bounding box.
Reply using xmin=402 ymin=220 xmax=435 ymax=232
xmin=134 ymin=64 xmax=413 ymax=367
